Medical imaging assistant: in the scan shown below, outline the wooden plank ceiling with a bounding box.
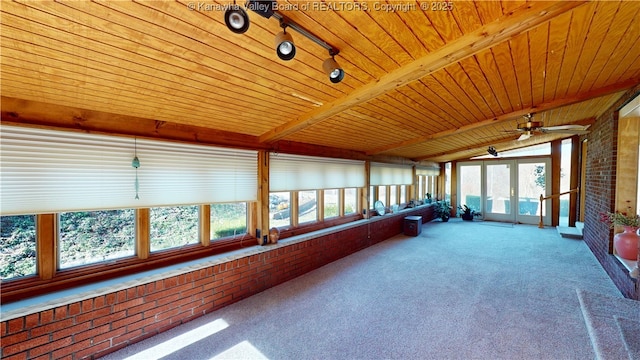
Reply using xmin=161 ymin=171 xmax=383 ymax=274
xmin=1 ymin=0 xmax=639 ymax=163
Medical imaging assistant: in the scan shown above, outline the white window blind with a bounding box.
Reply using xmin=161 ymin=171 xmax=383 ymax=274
xmin=1 ymin=125 xmax=257 ymax=215
xmin=416 ymin=165 xmax=440 ymax=176
xmin=370 ymin=162 xmax=413 ymax=185
xmin=270 ymin=153 xmax=365 ymax=192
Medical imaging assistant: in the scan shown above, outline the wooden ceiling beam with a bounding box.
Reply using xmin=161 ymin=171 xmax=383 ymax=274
xmin=0 ymin=96 xmax=267 ymax=150
xmin=367 ymin=78 xmax=639 ymax=155
xmin=258 ymin=0 xmax=587 ymax=143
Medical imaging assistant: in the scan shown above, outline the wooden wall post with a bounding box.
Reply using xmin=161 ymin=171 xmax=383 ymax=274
xmin=37 ymin=214 xmax=56 ymax=280
xmin=257 ymin=151 xmax=270 ymax=245
xmin=136 ymin=208 xmax=150 ymax=259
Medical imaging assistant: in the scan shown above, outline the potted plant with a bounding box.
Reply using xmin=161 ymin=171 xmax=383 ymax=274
xmin=458 ymin=204 xmax=481 ymax=221
xmin=599 ymin=203 xmax=639 ymax=260
xmin=434 ymin=200 xmax=452 ymax=222
xmin=425 ymin=193 xmax=432 ymax=204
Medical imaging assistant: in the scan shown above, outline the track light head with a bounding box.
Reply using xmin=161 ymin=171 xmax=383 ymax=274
xmin=487 ymin=146 xmax=498 ymax=157
xmin=224 ymin=4 xmax=250 ymax=34
xmin=275 ymin=30 xmax=296 ymax=61
xmin=323 ymin=57 xmax=345 ymax=84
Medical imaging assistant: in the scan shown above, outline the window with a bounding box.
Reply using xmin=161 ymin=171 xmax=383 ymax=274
xmin=324 ymin=189 xmax=339 ymax=219
xmin=150 ymin=206 xmax=199 ymax=252
xmin=400 ymin=185 xmax=407 ymax=203
xmin=369 ymin=186 xmax=375 ymax=207
xmin=1 ymin=125 xmax=262 ymax=301
xmin=389 ymin=186 xmax=397 ymax=206
xmin=378 ymin=186 xmax=387 ymax=205
xmin=211 ymin=203 xmax=247 ymax=239
xmin=0 ymin=215 xmax=36 ymax=279
xmin=270 ymin=192 xmax=291 ymax=228
xmin=298 ymin=191 xmax=318 ymax=224
xmin=59 ymin=210 xmax=135 ymax=269
xmin=345 ymin=188 xmax=357 ymax=215
xmin=269 ymin=153 xmax=365 ymax=228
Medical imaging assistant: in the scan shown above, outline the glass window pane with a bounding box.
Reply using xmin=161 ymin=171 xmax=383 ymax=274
xmin=559 ymin=139 xmax=572 ymax=226
xmin=445 ymin=162 xmax=452 ymax=202
xmin=400 ymin=185 xmax=407 ymax=203
xmin=518 ymin=163 xmax=545 ymax=216
xmin=150 ymin=206 xmax=199 ymax=252
xmin=378 ymin=186 xmax=387 ymax=205
xmin=1 ymin=215 xmax=36 ymax=279
xmin=324 ymin=189 xmax=339 ymax=219
xmin=486 ymin=164 xmax=511 ymax=215
xmin=59 ymin=210 xmax=135 ymax=269
xmin=369 ymin=186 xmax=374 ymax=209
xmin=345 ymin=188 xmax=357 ymax=215
xmin=459 ymin=165 xmax=482 ymax=212
xmin=389 ymin=186 xmax=397 ymax=206
xmin=270 ymin=192 xmax=291 ymax=228
xmin=211 ymin=203 xmax=247 ymax=239
xmin=298 ymin=190 xmax=317 ymax=224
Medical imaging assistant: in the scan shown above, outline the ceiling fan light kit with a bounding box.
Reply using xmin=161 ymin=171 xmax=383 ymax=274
xmin=514 ymin=113 xmax=590 ymax=141
xmin=224 ymin=0 xmax=344 ymax=83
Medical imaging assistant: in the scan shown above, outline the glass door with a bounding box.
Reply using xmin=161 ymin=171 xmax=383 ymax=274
xmin=485 ymin=161 xmax=515 ymax=222
xmin=459 ymin=159 xmax=551 ymax=224
xmin=457 ymin=162 xmax=482 ymax=216
xmin=516 ymin=159 xmax=550 ymax=225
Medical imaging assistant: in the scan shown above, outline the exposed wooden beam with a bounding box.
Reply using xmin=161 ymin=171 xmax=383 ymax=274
xmin=0 ymin=96 xmax=267 ymax=150
xmin=258 ymin=1 xmax=587 ymax=143
xmin=368 ymin=78 xmax=638 ymax=156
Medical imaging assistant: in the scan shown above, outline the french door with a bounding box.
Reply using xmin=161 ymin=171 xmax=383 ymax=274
xmin=458 ymin=159 xmax=551 ymax=225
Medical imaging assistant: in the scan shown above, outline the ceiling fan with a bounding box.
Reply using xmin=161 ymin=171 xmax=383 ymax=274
xmin=515 ymin=113 xmax=591 ymax=141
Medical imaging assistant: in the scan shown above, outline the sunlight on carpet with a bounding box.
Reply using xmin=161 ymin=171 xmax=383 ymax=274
xmin=211 ymin=340 xmax=269 ymax=360
xmin=123 ymin=318 xmax=229 ymax=359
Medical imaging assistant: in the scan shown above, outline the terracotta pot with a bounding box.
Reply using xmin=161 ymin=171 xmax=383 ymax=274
xmin=613 ymin=226 xmax=639 ymax=260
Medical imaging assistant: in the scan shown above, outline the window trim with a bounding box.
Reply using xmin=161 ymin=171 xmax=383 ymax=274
xmin=0 ymin=205 xmax=256 ymax=303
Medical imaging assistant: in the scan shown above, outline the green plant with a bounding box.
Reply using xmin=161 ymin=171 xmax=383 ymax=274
xmin=458 ymin=204 xmax=481 ymax=220
xmin=425 ymin=193 xmax=433 ymax=203
xmin=599 ymin=203 xmax=639 ymax=229
xmin=434 ymin=200 xmax=452 ymax=221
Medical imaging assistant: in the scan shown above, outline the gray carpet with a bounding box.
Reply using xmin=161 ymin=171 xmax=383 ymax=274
xmin=104 ymin=219 xmax=628 ymax=360
xmin=577 ymin=289 xmax=640 ymax=360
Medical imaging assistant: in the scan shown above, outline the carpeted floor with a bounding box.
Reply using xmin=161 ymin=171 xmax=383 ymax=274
xmin=103 ymin=219 xmax=629 ymax=360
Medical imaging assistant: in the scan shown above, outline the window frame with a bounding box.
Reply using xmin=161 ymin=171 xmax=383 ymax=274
xmin=0 ymin=203 xmax=256 ymax=303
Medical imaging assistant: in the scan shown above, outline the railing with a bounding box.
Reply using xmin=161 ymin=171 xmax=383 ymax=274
xmin=538 ymin=188 xmax=579 ymax=228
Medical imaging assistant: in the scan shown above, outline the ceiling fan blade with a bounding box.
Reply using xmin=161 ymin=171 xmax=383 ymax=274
xmin=518 ymin=132 xmax=531 ymax=141
xmin=541 ymin=124 xmax=590 ymax=131
xmin=540 ymin=128 xmax=590 ymax=135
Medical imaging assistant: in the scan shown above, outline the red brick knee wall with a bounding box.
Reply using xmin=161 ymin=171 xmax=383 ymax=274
xmin=1 ymin=207 xmax=434 ymax=359
xmin=582 ymin=84 xmax=640 ymax=300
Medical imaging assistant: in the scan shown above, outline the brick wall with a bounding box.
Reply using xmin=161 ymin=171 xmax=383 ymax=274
xmin=582 ymin=84 xmax=640 ymax=300
xmin=1 ymin=206 xmax=434 ymax=359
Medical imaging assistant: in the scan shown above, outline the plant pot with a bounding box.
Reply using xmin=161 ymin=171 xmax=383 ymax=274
xmin=614 ymin=226 xmax=639 ymax=260
xmin=441 ymin=216 xmax=449 ymax=222
xmin=461 ymin=214 xmax=473 ymax=221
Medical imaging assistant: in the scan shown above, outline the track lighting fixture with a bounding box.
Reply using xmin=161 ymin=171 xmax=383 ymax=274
xmin=275 ymin=28 xmax=296 ymax=61
xmin=487 ymin=146 xmax=498 ymax=157
xmin=224 ymin=0 xmax=345 ymax=83
xmin=323 ymin=55 xmax=345 ymax=84
xmin=224 ymin=3 xmax=250 ymax=34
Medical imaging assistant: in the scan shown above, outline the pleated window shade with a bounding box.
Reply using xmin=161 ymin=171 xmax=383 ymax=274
xmin=416 ymin=166 xmax=440 ymax=176
xmin=269 ymin=153 xmax=365 ymax=192
xmin=370 ymin=162 xmax=413 ymax=186
xmin=1 ymin=125 xmax=258 ymax=215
